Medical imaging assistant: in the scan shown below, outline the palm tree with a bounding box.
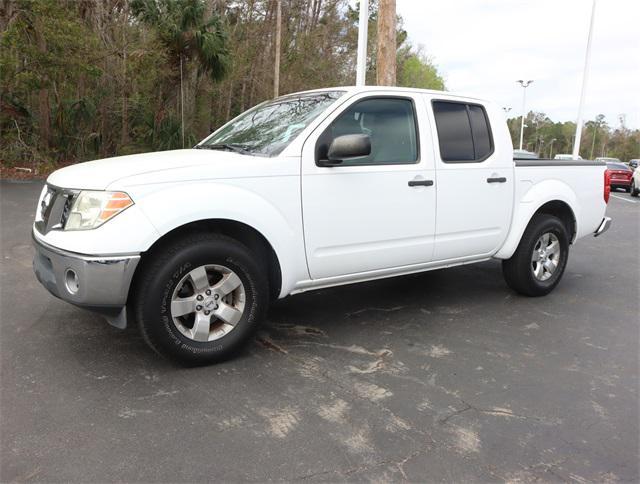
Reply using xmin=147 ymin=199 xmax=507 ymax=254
xmin=131 ymin=0 xmax=229 ymax=147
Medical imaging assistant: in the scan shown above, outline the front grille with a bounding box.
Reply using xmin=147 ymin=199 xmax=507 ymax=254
xmin=35 ymin=185 xmax=78 ymax=234
xmin=60 ymin=195 xmax=74 ymax=227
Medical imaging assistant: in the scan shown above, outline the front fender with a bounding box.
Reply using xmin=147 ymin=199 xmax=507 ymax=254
xmin=134 ymin=180 xmax=307 ymax=297
xmin=494 ymin=179 xmax=579 ymax=260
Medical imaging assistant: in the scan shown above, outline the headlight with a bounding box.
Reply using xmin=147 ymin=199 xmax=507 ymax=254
xmin=64 ymin=191 xmax=133 ymax=230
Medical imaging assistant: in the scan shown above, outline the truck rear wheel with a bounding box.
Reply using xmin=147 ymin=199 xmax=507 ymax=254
xmin=133 ymin=232 xmax=268 ymax=365
xmin=502 ymin=214 xmax=569 ymax=297
xmin=631 ymin=179 xmax=639 ymax=197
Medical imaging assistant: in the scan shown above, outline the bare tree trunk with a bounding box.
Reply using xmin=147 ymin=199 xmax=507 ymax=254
xmin=311 ymin=0 xmax=322 ymax=31
xmin=225 ymin=82 xmax=233 ymax=121
xmin=34 ymin=18 xmax=50 ymax=150
xmin=376 ymin=0 xmax=396 ymax=86
xmin=273 ymin=0 xmax=282 ymax=98
xmin=248 ymin=61 xmax=258 ymax=107
xmin=240 ymin=76 xmax=247 ymax=112
xmin=180 ymin=55 xmax=185 ymax=148
xmin=120 ymin=1 xmax=129 ymax=148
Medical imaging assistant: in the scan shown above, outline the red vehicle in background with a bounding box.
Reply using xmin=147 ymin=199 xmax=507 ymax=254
xmin=604 ymin=160 xmax=633 ymax=192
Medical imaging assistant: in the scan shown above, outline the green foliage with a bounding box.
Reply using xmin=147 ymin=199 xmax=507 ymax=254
xmin=397 ymin=46 xmax=445 ymax=91
xmin=130 ymin=0 xmax=229 ymax=81
xmin=0 ymin=0 xmax=448 ymax=168
xmin=134 ymin=112 xmax=195 ymax=152
xmin=1 ymin=0 xmax=101 ymax=165
xmin=507 ymin=112 xmax=639 ymax=161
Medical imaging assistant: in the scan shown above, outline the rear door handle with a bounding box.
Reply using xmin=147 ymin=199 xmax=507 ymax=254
xmin=408 ymin=179 xmax=434 ymax=187
xmin=486 ymin=177 xmax=507 ymax=183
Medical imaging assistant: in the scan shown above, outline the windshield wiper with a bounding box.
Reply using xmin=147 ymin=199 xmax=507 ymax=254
xmin=195 ymin=143 xmax=252 ymax=154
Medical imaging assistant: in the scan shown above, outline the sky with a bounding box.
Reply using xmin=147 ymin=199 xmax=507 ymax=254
xmin=392 ymin=0 xmax=640 ymax=129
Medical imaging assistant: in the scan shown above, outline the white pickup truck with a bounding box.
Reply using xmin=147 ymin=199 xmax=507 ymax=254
xmin=33 ymin=86 xmax=612 ymax=365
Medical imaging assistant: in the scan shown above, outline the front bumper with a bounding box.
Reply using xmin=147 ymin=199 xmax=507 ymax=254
xmin=32 ymin=231 xmax=140 ymax=327
xmin=594 ymin=216 xmax=612 ymax=237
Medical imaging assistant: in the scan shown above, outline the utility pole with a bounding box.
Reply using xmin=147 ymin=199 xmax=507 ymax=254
xmin=355 ymin=0 xmax=369 ymax=86
xmin=376 ymin=0 xmax=396 ymax=86
xmin=572 ymin=0 xmax=597 ymax=159
xmin=273 ymin=0 xmax=282 ymax=98
xmin=517 ymin=80 xmax=533 ymax=150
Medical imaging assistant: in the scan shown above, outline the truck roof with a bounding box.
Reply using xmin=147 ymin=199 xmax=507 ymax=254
xmin=283 ymin=85 xmax=489 ymax=104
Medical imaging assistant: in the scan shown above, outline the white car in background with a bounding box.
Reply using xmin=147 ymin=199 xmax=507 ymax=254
xmin=631 ymin=167 xmax=640 ymax=197
xmin=554 ymin=154 xmax=583 ymax=160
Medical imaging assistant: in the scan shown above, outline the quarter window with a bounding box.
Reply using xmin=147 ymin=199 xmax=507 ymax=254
xmin=433 ymin=101 xmax=493 ymax=162
xmin=316 ymin=97 xmax=419 ymax=166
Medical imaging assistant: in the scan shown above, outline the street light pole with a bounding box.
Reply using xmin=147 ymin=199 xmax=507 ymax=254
xmin=572 ymin=0 xmax=597 ymax=159
xmin=356 ymin=0 xmax=369 ymax=86
xmin=517 ymin=80 xmax=533 ymax=150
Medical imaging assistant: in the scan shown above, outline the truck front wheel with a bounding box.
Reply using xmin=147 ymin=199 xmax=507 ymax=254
xmin=502 ymin=214 xmax=569 ymax=297
xmin=133 ymin=232 xmax=268 ymax=365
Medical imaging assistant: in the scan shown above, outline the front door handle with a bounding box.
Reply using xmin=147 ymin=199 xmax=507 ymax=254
xmin=486 ymin=177 xmax=507 ymax=183
xmin=408 ymin=179 xmax=434 ymax=187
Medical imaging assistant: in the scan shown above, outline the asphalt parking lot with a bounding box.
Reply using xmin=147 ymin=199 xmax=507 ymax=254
xmin=1 ymin=180 xmax=638 ymax=482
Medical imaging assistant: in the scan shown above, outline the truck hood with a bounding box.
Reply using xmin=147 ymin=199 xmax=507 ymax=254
xmin=46 ymin=149 xmax=263 ymax=191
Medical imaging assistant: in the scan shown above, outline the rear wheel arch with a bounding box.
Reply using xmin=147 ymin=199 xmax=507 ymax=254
xmin=532 ymin=200 xmax=576 ymax=242
xmin=495 ymin=196 xmax=578 ymax=260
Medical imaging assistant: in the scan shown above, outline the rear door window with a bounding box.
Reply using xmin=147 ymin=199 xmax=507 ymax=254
xmin=468 ymin=105 xmax=492 ymax=159
xmin=432 ymin=101 xmax=493 ymax=162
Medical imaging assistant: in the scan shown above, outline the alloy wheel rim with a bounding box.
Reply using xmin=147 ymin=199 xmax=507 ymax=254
xmin=531 ymin=232 xmax=561 ymax=282
xmin=170 ymin=264 xmax=246 ymax=342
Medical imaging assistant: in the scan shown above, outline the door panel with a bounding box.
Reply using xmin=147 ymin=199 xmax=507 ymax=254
xmin=301 ymin=92 xmax=437 ymax=280
xmin=428 ymin=97 xmax=514 ymax=261
xmin=433 ymin=166 xmax=513 ymax=260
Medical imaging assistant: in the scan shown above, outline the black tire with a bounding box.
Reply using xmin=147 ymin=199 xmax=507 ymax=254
xmin=133 ymin=232 xmax=268 ymax=365
xmin=502 ymin=214 xmax=570 ymax=297
xmin=631 ymin=180 xmax=639 ymax=197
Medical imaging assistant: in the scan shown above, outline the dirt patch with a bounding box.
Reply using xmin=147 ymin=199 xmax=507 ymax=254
xmin=1 ymin=161 xmax=75 ymax=181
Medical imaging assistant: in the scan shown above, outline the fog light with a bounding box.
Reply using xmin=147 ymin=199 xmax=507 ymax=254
xmin=65 ymin=269 xmax=80 ymax=294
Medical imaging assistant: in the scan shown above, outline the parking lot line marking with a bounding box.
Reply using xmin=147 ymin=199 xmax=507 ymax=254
xmin=611 ymin=194 xmax=638 ymax=204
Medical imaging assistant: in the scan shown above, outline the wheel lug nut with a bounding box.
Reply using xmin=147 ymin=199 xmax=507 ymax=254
xmin=196 ymin=305 xmax=202 ymax=311
xmin=205 ymin=289 xmax=211 ymax=296
xmin=214 ymin=294 xmax=219 ymax=300
xmin=204 ymin=310 xmax=210 ymax=315
xmin=196 ymin=295 xmax=203 ymax=301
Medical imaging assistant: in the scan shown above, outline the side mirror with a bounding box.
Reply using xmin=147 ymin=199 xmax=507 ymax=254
xmin=319 ymin=134 xmax=371 ymax=166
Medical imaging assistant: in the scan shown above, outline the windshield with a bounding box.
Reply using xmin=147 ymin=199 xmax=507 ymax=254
xmin=199 ymin=91 xmax=345 ymax=157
